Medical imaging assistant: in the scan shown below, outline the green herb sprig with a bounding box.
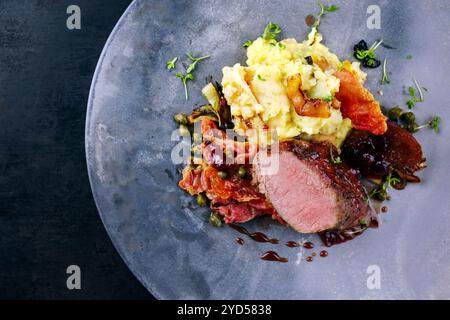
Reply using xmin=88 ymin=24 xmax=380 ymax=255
xmin=171 ymin=53 xmax=210 ymax=100
xmin=166 ymin=57 xmax=178 ymax=70
xmin=415 ymin=115 xmax=441 ymax=133
xmin=381 ymin=58 xmax=390 ymax=84
xmin=406 ymin=79 xmax=424 ymax=109
xmin=355 ymin=39 xmax=383 ymax=66
xmin=176 ymin=73 xmax=194 ymax=100
xmin=186 ymin=53 xmax=210 ymax=74
xmin=314 ymin=2 xmax=339 ymax=27
xmin=262 ymin=22 xmax=282 ymax=41
xmin=370 ymin=174 xmax=401 ymax=200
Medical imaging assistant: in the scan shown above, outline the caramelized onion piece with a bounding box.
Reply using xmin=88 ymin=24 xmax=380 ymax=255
xmin=287 ymin=74 xmax=331 ymax=118
xmin=301 ymin=99 xmax=331 ymax=118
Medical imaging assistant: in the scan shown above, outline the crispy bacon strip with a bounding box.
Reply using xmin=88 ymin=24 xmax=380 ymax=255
xmin=334 ymin=69 xmax=387 ymax=135
xmin=178 ymin=119 xmax=279 ymax=224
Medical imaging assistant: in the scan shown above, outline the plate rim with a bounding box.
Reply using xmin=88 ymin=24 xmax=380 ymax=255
xmin=84 ymin=0 xmax=161 ymax=299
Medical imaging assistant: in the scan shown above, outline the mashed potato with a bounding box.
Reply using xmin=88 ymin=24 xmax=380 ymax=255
xmin=219 ymin=28 xmax=365 ymax=147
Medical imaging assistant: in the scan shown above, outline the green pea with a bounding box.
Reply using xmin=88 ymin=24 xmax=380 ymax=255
xmin=174 ymin=113 xmax=188 ymax=125
xmin=388 ymin=107 xmax=404 ymax=121
xmin=196 ymin=194 xmax=207 ymax=207
xmin=218 ymin=171 xmax=228 ymax=179
xmin=237 ymin=167 xmax=247 ymax=178
xmin=209 ymin=212 xmax=223 ymax=227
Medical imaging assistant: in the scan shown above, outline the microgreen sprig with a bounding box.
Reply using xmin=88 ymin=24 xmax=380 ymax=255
xmin=314 ymin=1 xmax=339 ymax=27
xmin=370 ymin=174 xmax=401 ymax=200
xmin=171 ymin=53 xmax=210 ymax=100
xmin=381 ymin=58 xmax=390 ymax=84
xmin=406 ymin=79 xmax=424 ymax=109
xmin=166 ymin=57 xmax=178 ymax=70
xmin=262 ymin=22 xmax=282 ymax=41
xmin=415 ymin=115 xmax=441 ymax=133
xmin=176 ymin=73 xmax=194 ymax=100
xmin=356 ymin=39 xmax=383 ymax=61
xmin=186 ymin=53 xmax=210 ymax=74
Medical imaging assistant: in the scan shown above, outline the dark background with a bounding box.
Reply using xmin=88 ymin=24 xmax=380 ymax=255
xmin=0 ymin=0 xmax=153 ymax=299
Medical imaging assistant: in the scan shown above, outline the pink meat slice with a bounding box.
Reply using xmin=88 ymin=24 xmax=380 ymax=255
xmin=255 ymin=141 xmax=370 ymax=233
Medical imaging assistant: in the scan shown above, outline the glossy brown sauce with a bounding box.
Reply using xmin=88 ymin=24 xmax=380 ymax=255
xmin=305 ymin=14 xmax=316 ymax=27
xmin=230 ymin=224 xmax=279 ymax=244
xmin=311 ymin=252 xmax=317 ymax=257
xmin=261 ymin=251 xmax=288 ymax=263
xmin=320 ymin=250 xmax=329 ymax=257
xmin=306 ymin=256 xmax=314 ymax=262
xmin=236 ymin=237 xmax=244 ymax=245
xmin=303 ymin=241 xmax=314 ymax=249
xmin=381 ymin=206 xmax=388 ymax=213
xmin=285 ymin=241 xmax=301 ymax=248
xmin=342 ymin=121 xmax=425 ymax=181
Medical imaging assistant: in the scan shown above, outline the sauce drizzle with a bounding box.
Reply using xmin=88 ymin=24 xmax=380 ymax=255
xmin=261 ymin=251 xmax=288 ymax=263
xmin=285 ymin=241 xmax=301 ymax=248
xmin=236 ymin=237 xmax=244 ymax=245
xmin=230 ymin=224 xmax=279 ymax=244
xmin=303 ymin=241 xmax=314 ymax=249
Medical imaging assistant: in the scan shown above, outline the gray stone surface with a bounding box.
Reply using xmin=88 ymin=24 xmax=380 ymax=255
xmin=87 ymin=0 xmax=450 ymax=299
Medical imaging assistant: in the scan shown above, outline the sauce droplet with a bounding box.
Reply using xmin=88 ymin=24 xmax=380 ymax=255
xmin=261 ymin=251 xmax=288 ymax=263
xmin=305 ymin=14 xmax=316 ymax=27
xmin=303 ymin=241 xmax=314 ymax=249
xmin=312 ymin=252 xmax=317 ymax=257
xmin=236 ymin=238 xmax=244 ymax=245
xmin=381 ymin=206 xmax=388 ymax=213
xmin=285 ymin=241 xmax=301 ymax=248
xmin=320 ymin=250 xmax=329 ymax=257
xmin=230 ymin=224 xmax=279 ymax=244
xmin=306 ymin=256 xmax=314 ymax=262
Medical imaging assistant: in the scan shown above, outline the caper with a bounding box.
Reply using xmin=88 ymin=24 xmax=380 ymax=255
xmin=218 ymin=171 xmax=228 ymax=179
xmin=373 ymin=189 xmax=388 ymax=201
xmin=237 ymin=167 xmax=247 ymax=178
xmin=406 ymin=123 xmax=419 ymax=133
xmin=388 ymin=107 xmax=404 ymax=121
xmin=174 ymin=113 xmax=188 ymax=125
xmin=196 ymin=194 xmax=207 ymax=207
xmin=400 ymin=112 xmax=416 ymax=125
xmin=179 ymin=124 xmax=190 ymax=137
xmin=209 ymin=212 xmax=223 ymax=227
